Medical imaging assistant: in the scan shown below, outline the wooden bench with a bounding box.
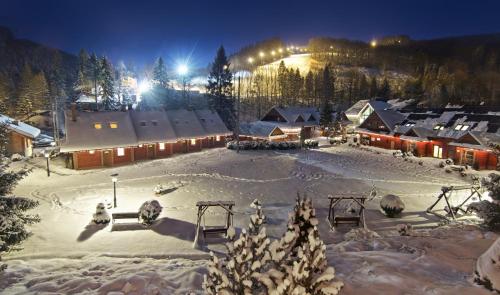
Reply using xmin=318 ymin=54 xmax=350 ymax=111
xmin=334 ymin=216 xmax=360 ymax=226
xmin=202 ymin=225 xmax=229 ymax=237
xmin=112 ymin=212 xmax=140 ymax=223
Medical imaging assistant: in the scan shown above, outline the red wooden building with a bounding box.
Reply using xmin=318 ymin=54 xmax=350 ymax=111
xmin=60 ymin=108 xmax=231 ymax=169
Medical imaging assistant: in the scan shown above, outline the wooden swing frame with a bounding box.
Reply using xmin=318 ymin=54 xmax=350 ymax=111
xmin=426 ymin=184 xmax=483 ymax=221
xmin=193 ymin=201 xmax=235 ymax=247
xmin=327 ymin=194 xmax=367 ymax=229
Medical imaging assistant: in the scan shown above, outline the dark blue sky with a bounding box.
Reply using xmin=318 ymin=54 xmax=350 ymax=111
xmin=2 ymin=0 xmax=500 ymax=70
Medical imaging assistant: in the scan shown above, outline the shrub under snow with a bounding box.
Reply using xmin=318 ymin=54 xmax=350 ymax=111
xmin=380 ymin=194 xmax=405 ymax=217
xmin=138 ymin=200 xmax=162 ymax=225
xmin=226 ymin=140 xmax=300 ymax=151
xmin=475 ymin=237 xmax=500 ymax=292
xmin=92 ymin=202 xmax=110 ymax=224
xmin=469 ymin=173 xmax=500 ymax=230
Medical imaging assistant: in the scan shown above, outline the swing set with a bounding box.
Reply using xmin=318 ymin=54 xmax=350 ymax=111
xmin=426 ymin=184 xmax=483 ymax=221
xmin=327 ymin=185 xmax=376 ymax=229
xmin=193 ymin=200 xmax=235 ymax=247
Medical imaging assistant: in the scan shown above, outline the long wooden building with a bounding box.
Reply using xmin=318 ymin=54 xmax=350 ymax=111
xmin=60 ymin=108 xmax=231 ymax=169
xmin=355 ymin=107 xmax=500 ymax=170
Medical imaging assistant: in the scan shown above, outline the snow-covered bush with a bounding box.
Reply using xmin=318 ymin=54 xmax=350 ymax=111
xmin=304 ymin=139 xmax=319 ymax=148
xmin=380 ymin=194 xmax=405 ymax=217
xmin=92 ymin=202 xmax=110 ymax=224
xmin=204 ymin=196 xmax=343 ymax=295
xmin=344 ymin=228 xmax=380 ymax=241
xmin=475 ymin=237 xmax=500 ymax=292
xmin=138 ymin=200 xmax=162 ymax=225
xmin=396 ymin=223 xmax=414 ymax=236
xmin=469 ymin=173 xmax=500 ymax=230
xmin=226 ymin=140 xmax=300 ymax=151
xmin=10 ymin=153 xmax=23 ymax=161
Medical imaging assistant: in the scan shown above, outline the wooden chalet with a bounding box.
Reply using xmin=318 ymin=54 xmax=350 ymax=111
xmin=239 ymin=121 xmax=287 ymax=142
xmin=0 ymin=114 xmax=41 ymax=157
xmin=60 ymin=107 xmax=230 ymax=169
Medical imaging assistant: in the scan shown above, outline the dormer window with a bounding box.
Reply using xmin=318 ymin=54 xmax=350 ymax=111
xmin=433 ymin=124 xmax=444 ymax=130
xmin=151 ymin=121 xmax=158 ymax=126
xmin=454 ymin=124 xmax=463 ymax=131
xmin=94 ymin=123 xmax=102 ymax=129
xmin=461 ymin=125 xmax=469 ymax=131
xmin=405 ymin=123 xmax=415 ymax=127
xmin=109 ymin=122 xmax=118 ymax=129
xmin=140 ymin=121 xmax=147 ymax=127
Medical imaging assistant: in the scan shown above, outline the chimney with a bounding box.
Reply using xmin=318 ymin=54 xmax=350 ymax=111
xmin=71 ymin=103 xmax=77 ymax=122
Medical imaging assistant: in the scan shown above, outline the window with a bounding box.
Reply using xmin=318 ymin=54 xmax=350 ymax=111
xmin=433 ymin=145 xmax=443 ymax=158
xmin=216 ymin=135 xmax=221 ymax=141
xmin=376 ymin=137 xmax=381 ymax=141
xmin=140 ymin=121 xmax=147 ymax=127
xmin=151 ymin=121 xmax=158 ymax=126
xmin=405 ymin=123 xmax=415 ymax=127
xmin=117 ymin=148 xmax=125 ymax=156
xmin=461 ymin=125 xmax=469 ymax=131
xmin=109 ymin=122 xmax=118 ymax=129
xmin=94 ymin=123 xmax=102 ymax=129
xmin=454 ymin=124 xmax=463 ymax=131
xmin=138 ymin=144 xmax=143 ymax=148
xmin=89 ymin=150 xmax=95 ymax=154
xmin=190 ymin=139 xmax=196 ymax=146
xmin=159 ymin=143 xmax=165 ymax=150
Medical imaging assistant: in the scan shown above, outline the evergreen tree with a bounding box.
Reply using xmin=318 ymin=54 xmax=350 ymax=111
xmin=15 ymin=66 xmax=48 ymax=118
xmin=0 ymin=75 xmax=11 ymax=115
xmin=0 ymin=124 xmax=39 ymax=272
xmin=152 ymin=57 xmax=169 ymax=89
xmin=99 ymin=57 xmax=116 ymax=110
xmin=369 ymin=76 xmax=378 ymax=98
xmin=320 ymin=101 xmax=333 ymax=127
xmin=358 ymin=74 xmax=369 ymax=100
xmin=74 ymin=49 xmax=92 ymax=98
xmin=206 ymin=46 xmax=235 ymax=129
xmin=377 ymin=78 xmax=391 ymax=98
xmin=304 ymin=71 xmax=314 ymax=104
xmin=320 ymin=65 xmax=334 ymax=127
xmin=89 ymin=53 xmax=101 ymax=105
xmin=277 ymin=61 xmax=287 ymax=103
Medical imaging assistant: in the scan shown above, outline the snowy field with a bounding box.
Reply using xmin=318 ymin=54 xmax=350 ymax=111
xmin=1 ymin=144 xmax=497 ymax=294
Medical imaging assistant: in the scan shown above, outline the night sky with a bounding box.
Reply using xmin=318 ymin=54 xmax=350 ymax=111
xmin=2 ymin=0 xmax=500 ymax=70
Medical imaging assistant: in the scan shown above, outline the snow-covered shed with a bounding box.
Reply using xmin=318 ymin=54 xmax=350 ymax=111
xmin=0 ymin=114 xmax=41 ymax=157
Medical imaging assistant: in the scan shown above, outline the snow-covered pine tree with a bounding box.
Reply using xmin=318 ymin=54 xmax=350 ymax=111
xmin=469 ymin=173 xmax=500 ymax=229
xmin=152 ymin=57 xmax=169 ymax=89
xmin=89 ymin=53 xmax=101 ymax=106
xmin=204 ymin=199 xmax=271 ymax=294
xmin=206 ymin=46 xmax=235 ymax=130
xmin=99 ymin=56 xmax=116 ymax=111
xmin=0 ymin=124 xmax=39 ymax=271
xmin=16 ymin=64 xmax=36 ymax=119
xmin=0 ymin=74 xmax=11 ymax=115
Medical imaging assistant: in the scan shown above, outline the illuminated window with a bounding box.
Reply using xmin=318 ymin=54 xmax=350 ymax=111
xmin=94 ymin=123 xmax=102 ymax=129
xmin=138 ymin=144 xmax=143 ymax=147
xmin=376 ymin=137 xmax=381 ymax=141
xmin=109 ymin=122 xmax=118 ymax=129
xmin=159 ymin=143 xmax=165 ymax=150
xmin=190 ymin=139 xmax=196 ymax=146
xmin=89 ymin=150 xmax=95 ymax=154
xmin=216 ymin=135 xmax=221 ymax=141
xmin=461 ymin=125 xmax=469 ymax=131
xmin=454 ymin=124 xmax=463 ymax=131
xmin=371 ymin=137 xmax=375 ymax=141
xmin=117 ymin=148 xmax=125 ymax=156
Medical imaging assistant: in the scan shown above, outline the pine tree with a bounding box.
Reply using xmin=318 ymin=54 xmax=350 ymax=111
xmin=89 ymin=53 xmax=101 ymax=105
xmin=74 ymin=49 xmax=92 ymax=98
xmin=16 ymin=66 xmax=50 ymax=118
xmin=277 ymin=61 xmax=287 ymax=103
xmin=377 ymin=78 xmax=391 ymax=98
xmin=0 ymin=124 xmax=39 ymax=271
xmin=304 ymin=71 xmax=314 ymax=105
xmin=152 ymin=57 xmax=169 ymax=89
xmin=99 ymin=57 xmax=116 ymax=110
xmin=358 ymin=74 xmax=369 ymax=100
xmin=0 ymin=75 xmax=11 ymax=115
xmin=369 ymin=76 xmax=378 ymax=98
xmin=206 ymin=46 xmax=235 ymax=129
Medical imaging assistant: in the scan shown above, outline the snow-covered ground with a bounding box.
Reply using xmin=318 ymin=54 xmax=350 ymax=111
xmin=1 ymin=144 xmax=497 ymax=294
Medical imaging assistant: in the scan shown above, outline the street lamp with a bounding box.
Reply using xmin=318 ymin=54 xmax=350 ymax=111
xmin=44 ymin=150 xmax=51 ymax=177
xmin=111 ymin=173 xmax=118 ymax=208
xmin=370 ymin=40 xmax=377 ymax=48
xmin=259 ymin=51 xmax=265 ymax=58
xmin=247 ymin=57 xmax=254 ymax=64
xmin=177 ymin=64 xmax=189 ymax=103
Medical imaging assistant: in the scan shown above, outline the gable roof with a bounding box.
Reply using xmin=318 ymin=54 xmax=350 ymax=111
xmin=0 ymin=114 xmax=40 ymax=139
xmin=374 ymin=109 xmax=407 ymax=132
xmin=194 ymin=110 xmax=231 ymax=136
xmin=345 ymin=100 xmax=369 ymax=116
xmin=262 ymin=106 xmax=320 ymax=126
xmin=130 ymin=111 xmax=176 ymax=144
xmin=61 ymin=111 xmax=137 ymax=152
xmin=167 ymin=109 xmax=207 ymax=139
xmin=239 ymin=121 xmax=286 ymax=138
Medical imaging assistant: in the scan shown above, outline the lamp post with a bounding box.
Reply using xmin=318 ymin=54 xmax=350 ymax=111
xmin=111 ymin=173 xmax=119 ymax=208
xmin=177 ymin=64 xmax=189 ymax=104
xmin=44 ymin=150 xmax=50 ymax=177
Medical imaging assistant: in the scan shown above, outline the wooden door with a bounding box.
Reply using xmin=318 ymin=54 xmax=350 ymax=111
xmin=147 ymin=144 xmax=155 ymax=159
xmin=103 ymin=150 xmax=113 ymax=167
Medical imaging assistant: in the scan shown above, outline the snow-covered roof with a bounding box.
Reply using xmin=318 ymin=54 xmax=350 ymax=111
xmin=166 ymin=109 xmax=207 ymax=140
xmin=262 ymin=106 xmax=320 ymax=127
xmin=0 ymin=114 xmax=41 ymax=139
xmin=194 ymin=110 xmax=231 ymax=137
xmin=61 ymin=111 xmax=138 ymax=152
xmin=345 ymin=100 xmax=368 ymax=116
xmin=130 ymin=111 xmax=177 ymax=144
xmin=374 ymin=109 xmax=407 ymax=132
xmin=239 ymin=121 xmax=285 ymax=138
